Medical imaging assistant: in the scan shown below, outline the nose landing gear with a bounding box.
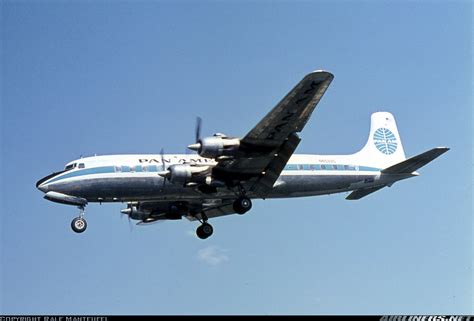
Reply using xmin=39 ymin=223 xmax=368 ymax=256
xmin=71 ymin=206 xmax=87 ymax=233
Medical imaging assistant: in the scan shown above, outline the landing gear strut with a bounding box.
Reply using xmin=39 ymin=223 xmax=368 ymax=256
xmin=71 ymin=206 xmax=87 ymax=233
xmin=195 ymin=212 xmax=213 ymax=239
xmin=233 ymin=196 xmax=252 ymax=214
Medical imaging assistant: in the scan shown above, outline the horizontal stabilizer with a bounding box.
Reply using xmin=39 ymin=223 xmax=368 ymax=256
xmin=382 ymin=147 xmax=449 ymax=174
xmin=346 ymin=185 xmax=385 ymax=200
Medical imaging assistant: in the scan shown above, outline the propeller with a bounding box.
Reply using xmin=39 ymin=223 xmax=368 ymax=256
xmin=188 ymin=116 xmax=202 ymax=152
xmin=120 ymin=208 xmax=134 ymax=232
xmin=157 ymin=148 xmax=168 ymax=187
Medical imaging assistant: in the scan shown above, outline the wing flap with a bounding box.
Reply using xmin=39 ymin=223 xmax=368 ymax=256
xmin=250 ymin=132 xmax=301 ymax=197
xmin=184 ymin=200 xmax=236 ymax=221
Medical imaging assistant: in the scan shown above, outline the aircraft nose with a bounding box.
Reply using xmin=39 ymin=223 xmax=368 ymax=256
xmin=36 ymin=172 xmax=58 ymax=193
xmin=37 ymin=183 xmax=49 ymax=193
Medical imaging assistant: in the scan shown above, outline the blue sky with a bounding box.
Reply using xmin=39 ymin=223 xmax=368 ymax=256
xmin=1 ymin=0 xmax=472 ymax=315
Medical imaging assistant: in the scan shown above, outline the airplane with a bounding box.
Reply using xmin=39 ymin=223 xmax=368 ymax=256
xmin=36 ymin=70 xmax=449 ymax=239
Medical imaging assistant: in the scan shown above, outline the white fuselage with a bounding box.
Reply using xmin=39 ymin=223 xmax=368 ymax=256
xmin=36 ymin=153 xmax=408 ymax=203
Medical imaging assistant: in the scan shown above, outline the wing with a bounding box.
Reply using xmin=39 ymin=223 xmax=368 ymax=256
xmin=212 ymin=70 xmax=334 ymax=197
xmin=243 ymin=70 xmax=334 ymax=143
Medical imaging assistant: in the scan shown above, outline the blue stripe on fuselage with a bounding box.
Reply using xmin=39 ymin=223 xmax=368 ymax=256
xmin=45 ymin=166 xmax=117 ymax=184
xmin=283 ymin=164 xmax=380 ymax=172
xmin=44 ymin=163 xmax=381 ymax=185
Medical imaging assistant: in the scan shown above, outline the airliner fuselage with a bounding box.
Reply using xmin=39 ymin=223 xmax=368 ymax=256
xmin=37 ymin=153 xmax=408 ymax=202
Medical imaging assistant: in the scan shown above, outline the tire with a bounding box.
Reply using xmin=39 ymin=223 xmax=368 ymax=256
xmin=233 ymin=197 xmax=252 ymax=214
xmin=196 ymin=223 xmax=213 ymax=239
xmin=71 ymin=217 xmax=87 ymax=233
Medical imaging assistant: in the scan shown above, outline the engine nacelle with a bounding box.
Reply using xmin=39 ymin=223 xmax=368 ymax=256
xmin=197 ymin=136 xmax=240 ymax=158
xmin=168 ymin=164 xmax=192 ymax=185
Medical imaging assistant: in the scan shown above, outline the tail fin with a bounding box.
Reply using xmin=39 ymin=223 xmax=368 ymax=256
xmin=354 ymin=112 xmax=406 ymax=169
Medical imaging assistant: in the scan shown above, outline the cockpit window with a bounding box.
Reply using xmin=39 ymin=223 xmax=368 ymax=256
xmin=78 ymin=163 xmax=85 ymax=169
xmin=65 ymin=163 xmax=77 ymax=171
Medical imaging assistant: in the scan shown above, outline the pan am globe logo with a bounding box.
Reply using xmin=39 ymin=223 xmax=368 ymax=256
xmin=373 ymin=128 xmax=397 ymax=155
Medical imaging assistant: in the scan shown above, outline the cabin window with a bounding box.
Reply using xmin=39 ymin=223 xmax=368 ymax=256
xmin=135 ymin=165 xmax=143 ymax=172
xmin=115 ymin=166 xmax=122 ymax=172
xmin=297 ymin=164 xmax=304 ymax=170
xmin=309 ymin=165 xmax=316 ymax=170
xmin=78 ymin=163 xmax=85 ymax=169
xmin=121 ymin=166 xmax=130 ymax=172
xmin=321 ymin=164 xmax=326 ymax=170
xmin=147 ymin=165 xmax=158 ymax=172
xmin=333 ymin=165 xmax=338 ymax=170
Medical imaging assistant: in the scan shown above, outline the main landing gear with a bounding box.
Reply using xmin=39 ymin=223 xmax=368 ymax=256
xmin=193 ymin=197 xmax=252 ymax=240
xmin=71 ymin=206 xmax=87 ymax=233
xmin=196 ymin=223 xmax=213 ymax=240
xmin=195 ymin=212 xmax=213 ymax=240
xmin=233 ymin=196 xmax=252 ymax=214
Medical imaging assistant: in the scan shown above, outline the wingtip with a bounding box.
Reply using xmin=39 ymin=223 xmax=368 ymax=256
xmin=308 ymin=70 xmax=334 ymax=78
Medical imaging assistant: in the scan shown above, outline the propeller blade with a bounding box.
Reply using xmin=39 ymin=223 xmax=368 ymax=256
xmin=120 ymin=207 xmax=134 ymax=232
xmin=160 ymin=148 xmax=167 ymax=187
xmin=128 ymin=215 xmax=133 ymax=233
xmin=195 ymin=116 xmax=202 ymax=143
xmin=160 ymin=148 xmax=166 ymax=172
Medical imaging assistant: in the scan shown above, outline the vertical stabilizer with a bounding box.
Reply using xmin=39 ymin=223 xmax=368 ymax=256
xmin=353 ymin=112 xmax=406 ymax=169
